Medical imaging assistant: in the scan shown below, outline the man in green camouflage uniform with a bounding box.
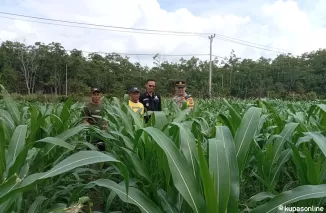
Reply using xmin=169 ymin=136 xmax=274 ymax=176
xmin=82 ymin=88 xmax=107 ymax=151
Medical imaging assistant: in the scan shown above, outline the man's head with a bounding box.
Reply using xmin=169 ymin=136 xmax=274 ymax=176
xmin=175 ymin=80 xmax=186 ymax=96
xmin=128 ymin=86 xmax=141 ymax=102
xmin=91 ymin=88 xmax=101 ymax=104
xmin=145 ymin=79 xmax=156 ymax=93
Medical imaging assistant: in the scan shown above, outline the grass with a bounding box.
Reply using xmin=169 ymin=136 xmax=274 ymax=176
xmin=1 ymin=84 xmax=326 ymax=212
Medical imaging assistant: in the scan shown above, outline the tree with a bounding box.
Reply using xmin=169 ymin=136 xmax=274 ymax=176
xmin=1 ymin=39 xmax=326 ymax=99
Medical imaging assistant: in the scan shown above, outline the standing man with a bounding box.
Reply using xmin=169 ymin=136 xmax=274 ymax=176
xmin=82 ymin=88 xmax=107 ymax=151
xmin=172 ymin=80 xmax=195 ymax=109
xmin=139 ymin=79 xmax=162 ymax=123
xmin=128 ymin=86 xmax=145 ymax=115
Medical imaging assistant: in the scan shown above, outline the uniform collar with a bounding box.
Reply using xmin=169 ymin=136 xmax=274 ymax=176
xmin=146 ymin=92 xmax=156 ymax=97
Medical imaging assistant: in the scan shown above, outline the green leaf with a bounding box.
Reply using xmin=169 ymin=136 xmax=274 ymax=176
xmin=170 ymin=122 xmax=198 ymax=178
xmin=215 ymin=126 xmax=239 ymax=213
xmin=248 ymin=192 xmax=275 ymax=204
xmin=0 ymin=151 xmax=120 ymax=204
xmin=92 ymin=179 xmax=163 ymax=213
xmin=198 ymin=139 xmax=218 ymax=213
xmin=151 ymin=111 xmax=168 ymax=130
xmin=120 ymin=147 xmax=151 ymax=183
xmin=251 ymin=184 xmax=326 ymax=213
xmin=35 ymin=137 xmax=75 ymax=150
xmin=27 ymin=196 xmax=47 ymax=213
xmin=0 ymin=109 xmax=15 ymax=130
xmin=0 ymin=84 xmax=20 ymax=126
xmin=268 ymin=123 xmax=298 ymax=177
xmin=0 ymin=119 xmax=9 ymax=180
xmin=208 ymin=138 xmax=230 ymax=213
xmin=113 ymin=105 xmax=134 ymax=137
xmin=6 ymin=125 xmax=28 ymax=172
xmin=157 ymin=189 xmax=179 ymax=213
xmin=56 ymin=124 xmax=89 ymax=140
xmin=123 ymin=104 xmax=143 ymax=130
xmin=222 ymin=98 xmax=241 ymax=130
xmin=234 ymin=107 xmax=262 ymax=174
xmin=141 ymin=127 xmax=207 ymax=213
xmin=269 ymin=149 xmax=292 ymax=190
xmin=304 ymin=132 xmax=326 ymax=157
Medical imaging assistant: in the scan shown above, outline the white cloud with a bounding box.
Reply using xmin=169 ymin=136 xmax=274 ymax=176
xmin=0 ymin=30 xmax=17 ymax=41
xmin=0 ymin=0 xmax=325 ymax=66
xmin=14 ymin=20 xmax=32 ymax=33
xmin=261 ymin=0 xmax=326 ymax=54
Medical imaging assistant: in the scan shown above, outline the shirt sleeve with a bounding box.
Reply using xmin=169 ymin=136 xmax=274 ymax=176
xmin=82 ymin=106 xmax=90 ymax=121
xmin=158 ymin=94 xmax=162 ymax=111
xmin=139 ymin=94 xmax=144 ymax=105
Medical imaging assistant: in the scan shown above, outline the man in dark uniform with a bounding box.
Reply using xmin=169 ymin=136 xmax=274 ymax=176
xmin=82 ymin=88 xmax=107 ymax=151
xmin=139 ymin=79 xmax=162 ymax=123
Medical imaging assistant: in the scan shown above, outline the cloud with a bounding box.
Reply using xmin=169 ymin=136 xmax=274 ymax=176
xmin=261 ymin=0 xmax=326 ymax=54
xmin=0 ymin=0 xmax=325 ymax=66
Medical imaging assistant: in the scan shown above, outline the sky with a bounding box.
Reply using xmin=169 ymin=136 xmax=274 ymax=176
xmin=0 ymin=0 xmax=326 ymax=66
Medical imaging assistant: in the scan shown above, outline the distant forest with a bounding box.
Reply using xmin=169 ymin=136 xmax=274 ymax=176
xmin=1 ymin=40 xmax=326 ymax=100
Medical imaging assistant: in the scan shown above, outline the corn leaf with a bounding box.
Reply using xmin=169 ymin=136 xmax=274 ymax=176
xmin=92 ymin=179 xmax=163 ymax=213
xmin=141 ymin=127 xmax=207 ymax=213
xmin=251 ymin=184 xmax=326 ymax=213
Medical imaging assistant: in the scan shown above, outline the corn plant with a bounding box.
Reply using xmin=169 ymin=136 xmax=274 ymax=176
xmin=1 ymin=84 xmax=326 ymax=212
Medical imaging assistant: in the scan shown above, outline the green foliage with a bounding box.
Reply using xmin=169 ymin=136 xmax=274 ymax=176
xmin=1 ymin=41 xmax=326 ymax=99
xmin=1 ymin=85 xmax=326 ymax=212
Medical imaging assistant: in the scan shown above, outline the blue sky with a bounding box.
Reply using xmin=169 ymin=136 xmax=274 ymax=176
xmin=158 ymin=0 xmax=325 ymax=26
xmin=158 ymin=0 xmax=315 ymax=15
xmin=0 ymin=0 xmax=326 ymax=66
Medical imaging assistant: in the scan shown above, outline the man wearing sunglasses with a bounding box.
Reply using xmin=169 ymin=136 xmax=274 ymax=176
xmin=172 ymin=80 xmax=194 ymax=109
xmin=139 ymin=79 xmax=162 ymax=123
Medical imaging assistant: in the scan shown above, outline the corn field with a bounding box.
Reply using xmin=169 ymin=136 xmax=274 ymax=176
xmin=1 ymin=84 xmax=326 ymax=213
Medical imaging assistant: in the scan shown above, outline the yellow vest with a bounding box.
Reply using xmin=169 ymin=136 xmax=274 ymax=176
xmin=128 ymin=100 xmax=144 ymax=114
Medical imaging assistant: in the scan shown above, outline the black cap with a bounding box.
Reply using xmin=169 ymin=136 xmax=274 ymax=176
xmin=175 ymin=80 xmax=186 ymax=88
xmin=128 ymin=86 xmax=140 ymax=93
xmin=91 ymin=88 xmax=100 ymax=93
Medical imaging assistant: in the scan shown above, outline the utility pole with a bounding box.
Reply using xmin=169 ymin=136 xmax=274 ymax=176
xmin=209 ymin=34 xmax=215 ymax=99
xmin=65 ymin=63 xmax=68 ymax=96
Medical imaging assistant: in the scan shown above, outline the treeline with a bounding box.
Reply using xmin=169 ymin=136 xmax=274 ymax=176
xmin=1 ymin=40 xmax=326 ymax=99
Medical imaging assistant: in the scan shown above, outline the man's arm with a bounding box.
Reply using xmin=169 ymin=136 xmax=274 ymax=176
xmin=139 ymin=93 xmax=148 ymax=112
xmin=139 ymin=93 xmax=145 ymax=105
xmin=82 ymin=106 xmax=90 ymax=124
xmin=102 ymin=119 xmax=108 ymax=131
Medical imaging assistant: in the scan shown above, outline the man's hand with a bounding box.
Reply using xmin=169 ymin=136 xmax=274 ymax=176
xmin=103 ymin=124 xmax=108 ymax=131
xmin=102 ymin=120 xmax=108 ymax=131
xmin=83 ymin=119 xmax=89 ymax=124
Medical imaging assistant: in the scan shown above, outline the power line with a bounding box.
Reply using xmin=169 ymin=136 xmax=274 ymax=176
xmin=214 ymin=34 xmax=291 ymax=52
xmin=214 ymin=35 xmax=290 ymax=54
xmin=66 ymin=49 xmax=226 ymax=59
xmin=0 ymin=12 xmax=294 ymax=54
xmin=0 ymin=16 xmax=206 ymax=37
xmin=0 ymin=12 xmax=291 ymax=53
xmin=0 ymin=11 xmax=212 ymax=36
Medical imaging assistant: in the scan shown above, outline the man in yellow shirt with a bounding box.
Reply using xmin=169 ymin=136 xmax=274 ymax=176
xmin=127 ymin=86 xmax=144 ymax=114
